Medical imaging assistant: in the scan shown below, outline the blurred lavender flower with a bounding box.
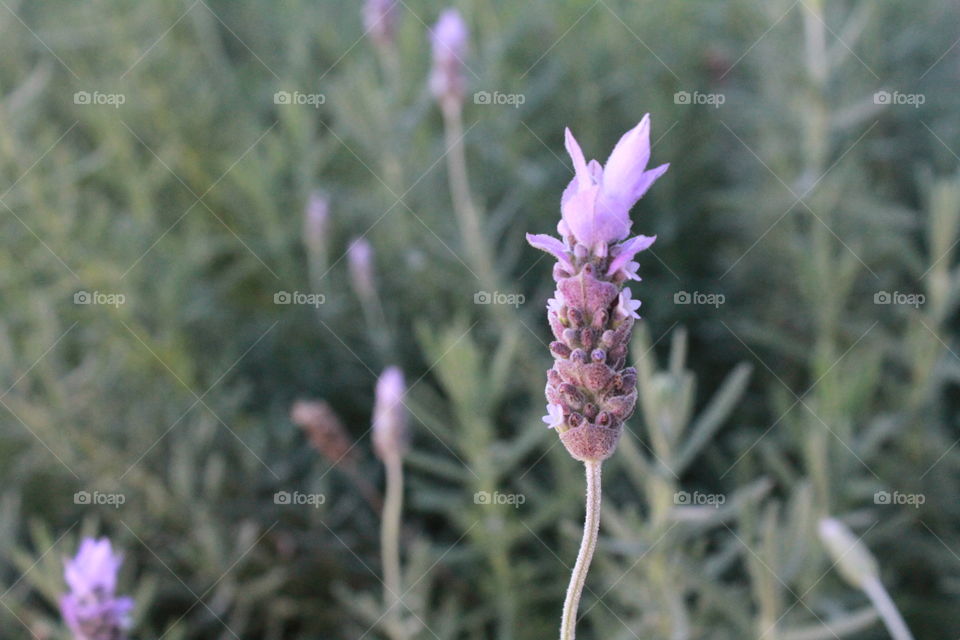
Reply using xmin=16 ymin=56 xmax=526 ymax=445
xmin=291 ymin=399 xmax=357 ymax=466
xmin=429 ymin=9 xmax=469 ymax=109
xmin=303 ymin=190 xmax=330 ymax=256
xmin=527 ymin=115 xmax=668 ymax=462
xmin=372 ymin=366 xmax=408 ymax=461
xmin=60 ymin=537 xmax=133 ymax=640
xmin=348 ymin=237 xmax=376 ymax=300
xmin=363 ymin=0 xmax=398 ymax=50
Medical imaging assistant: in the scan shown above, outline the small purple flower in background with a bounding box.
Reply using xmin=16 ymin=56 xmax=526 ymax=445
xmin=363 ymin=0 xmax=398 ymax=50
xmin=372 ymin=366 xmax=408 ymax=461
xmin=429 ymin=8 xmax=469 ymax=110
xmin=303 ymin=190 xmax=329 ymax=255
xmin=527 ymin=113 xmax=668 ymax=462
xmin=60 ymin=537 xmax=133 ymax=640
xmin=291 ymin=399 xmax=357 ymax=466
xmin=348 ymin=237 xmax=377 ymax=301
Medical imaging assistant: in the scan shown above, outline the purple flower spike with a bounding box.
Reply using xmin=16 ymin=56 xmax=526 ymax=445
xmin=60 ymin=537 xmax=133 ymax=640
xmin=373 ymin=366 xmax=409 ymax=460
xmin=527 ymin=117 xmax=668 ymax=462
xmin=348 ymin=237 xmax=376 ymax=300
xmin=363 ymin=0 xmax=398 ymax=49
xmin=429 ymin=9 xmax=469 ymax=107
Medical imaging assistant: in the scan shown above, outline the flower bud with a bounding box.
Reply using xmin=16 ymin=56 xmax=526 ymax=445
xmin=363 ymin=0 xmax=398 ymax=50
xmin=817 ymin=517 xmax=879 ymax=589
xmin=429 ymin=9 xmax=469 ymax=109
xmin=291 ymin=400 xmax=357 ymax=466
xmin=348 ymin=237 xmax=376 ymax=300
xmin=372 ymin=366 xmax=409 ymax=460
xmin=303 ymin=190 xmax=329 ymax=255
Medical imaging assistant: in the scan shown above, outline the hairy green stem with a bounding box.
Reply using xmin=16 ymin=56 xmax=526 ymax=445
xmin=560 ymin=460 xmax=602 ymax=640
xmin=381 ymin=453 xmax=405 ymax=640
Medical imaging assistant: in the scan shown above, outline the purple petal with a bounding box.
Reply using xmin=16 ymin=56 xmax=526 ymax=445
xmin=616 ymin=288 xmax=642 ymax=320
xmin=603 ymin=115 xmax=652 ymax=195
xmin=526 ymin=233 xmax=574 ymax=271
xmin=587 ymin=159 xmax=603 ymax=182
xmin=607 ymin=234 xmax=656 ymax=276
xmin=542 ymin=403 xmax=564 ymax=429
xmin=600 ymin=116 xmax=669 ymax=218
xmin=561 ymin=175 xmax=580 ymax=208
xmin=564 ymin=127 xmax=593 ymax=188
xmin=560 ymin=182 xmax=601 ymax=248
xmin=631 ymin=162 xmax=669 ymax=203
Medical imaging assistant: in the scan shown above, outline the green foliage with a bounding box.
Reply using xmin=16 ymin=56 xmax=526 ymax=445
xmin=0 ymin=0 xmax=958 ymax=638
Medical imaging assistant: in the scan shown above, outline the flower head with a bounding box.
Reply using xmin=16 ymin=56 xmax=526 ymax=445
xmin=372 ymin=366 xmax=409 ymax=460
xmin=60 ymin=538 xmax=133 ymax=640
xmin=291 ymin=400 xmax=357 ymax=466
xmin=363 ymin=0 xmax=399 ymax=50
xmin=527 ymin=117 xmax=668 ymax=462
xmin=348 ymin=237 xmax=376 ymax=300
xmin=429 ymin=9 xmax=469 ymax=108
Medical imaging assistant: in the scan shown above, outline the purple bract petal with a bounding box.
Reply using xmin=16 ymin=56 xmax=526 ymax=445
xmin=526 ymin=233 xmax=574 ymax=272
xmin=61 ymin=537 xmax=133 ymax=640
xmin=607 ymin=234 xmax=657 ymax=277
xmin=559 ymin=121 xmax=665 ymax=252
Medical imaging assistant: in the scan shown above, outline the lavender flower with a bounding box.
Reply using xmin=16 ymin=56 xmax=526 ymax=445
xmin=60 ymin=538 xmax=133 ymax=640
xmin=429 ymin=9 xmax=469 ymax=109
xmin=527 ymin=115 xmax=668 ymax=462
xmin=348 ymin=237 xmax=376 ymax=300
xmin=372 ymin=366 xmax=408 ymax=461
xmin=303 ymin=190 xmax=329 ymax=255
xmin=291 ymin=399 xmax=357 ymax=466
xmin=363 ymin=0 xmax=398 ymax=50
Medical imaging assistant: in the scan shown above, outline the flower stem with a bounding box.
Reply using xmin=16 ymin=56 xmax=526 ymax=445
xmin=381 ymin=453 xmax=405 ymax=640
xmin=441 ymin=101 xmax=498 ymax=295
xmin=560 ymin=460 xmax=602 ymax=640
xmin=862 ymin=576 xmax=915 ymax=640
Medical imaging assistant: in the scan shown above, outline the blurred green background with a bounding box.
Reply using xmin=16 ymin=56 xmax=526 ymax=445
xmin=0 ymin=0 xmax=958 ymax=638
